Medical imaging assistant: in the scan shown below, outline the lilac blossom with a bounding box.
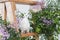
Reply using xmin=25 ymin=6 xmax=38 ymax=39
xmin=41 ymin=17 xmax=53 ymax=25
xmin=0 ymin=24 xmax=10 ymax=40
xmin=43 ymin=19 xmax=53 ymax=25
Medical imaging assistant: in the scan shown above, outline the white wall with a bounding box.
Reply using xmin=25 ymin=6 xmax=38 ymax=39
xmin=16 ymin=4 xmax=30 ymax=14
xmin=0 ymin=3 xmax=5 ymax=20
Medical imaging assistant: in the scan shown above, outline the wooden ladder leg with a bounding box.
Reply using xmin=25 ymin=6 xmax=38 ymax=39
xmin=10 ymin=2 xmax=19 ymax=32
xmin=5 ymin=2 xmax=19 ymax=32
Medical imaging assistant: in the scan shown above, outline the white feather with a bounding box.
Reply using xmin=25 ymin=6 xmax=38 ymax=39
xmin=19 ymin=17 xmax=30 ymax=33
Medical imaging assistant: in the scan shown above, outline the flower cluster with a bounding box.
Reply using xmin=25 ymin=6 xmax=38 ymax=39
xmin=41 ymin=17 xmax=53 ymax=25
xmin=0 ymin=24 xmax=10 ymax=40
xmin=0 ymin=15 xmax=10 ymax=40
xmin=30 ymin=5 xmax=60 ymax=40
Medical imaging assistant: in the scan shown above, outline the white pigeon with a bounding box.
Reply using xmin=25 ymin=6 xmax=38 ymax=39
xmin=19 ymin=16 xmax=30 ymax=33
xmin=16 ymin=10 xmax=31 ymax=33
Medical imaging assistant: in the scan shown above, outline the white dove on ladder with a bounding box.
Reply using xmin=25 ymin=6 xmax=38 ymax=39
xmin=16 ymin=10 xmax=32 ymax=33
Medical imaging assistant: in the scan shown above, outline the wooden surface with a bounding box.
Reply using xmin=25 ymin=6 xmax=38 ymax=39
xmin=5 ymin=2 xmax=19 ymax=32
xmin=9 ymin=0 xmax=37 ymax=5
xmin=5 ymin=2 xmax=14 ymax=23
xmin=10 ymin=2 xmax=16 ymax=22
xmin=21 ymin=32 xmax=39 ymax=40
xmin=21 ymin=32 xmax=37 ymax=37
xmin=9 ymin=2 xmax=19 ymax=32
xmin=0 ymin=0 xmax=37 ymax=5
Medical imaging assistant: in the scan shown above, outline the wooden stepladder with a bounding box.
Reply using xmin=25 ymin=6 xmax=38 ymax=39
xmin=0 ymin=0 xmax=39 ymax=40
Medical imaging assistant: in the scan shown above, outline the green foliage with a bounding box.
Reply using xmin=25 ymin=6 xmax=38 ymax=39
xmin=0 ymin=14 xmax=21 ymax=40
xmin=0 ymin=15 xmax=3 ymax=24
xmin=7 ymin=28 xmax=20 ymax=40
xmin=30 ymin=5 xmax=60 ymax=39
